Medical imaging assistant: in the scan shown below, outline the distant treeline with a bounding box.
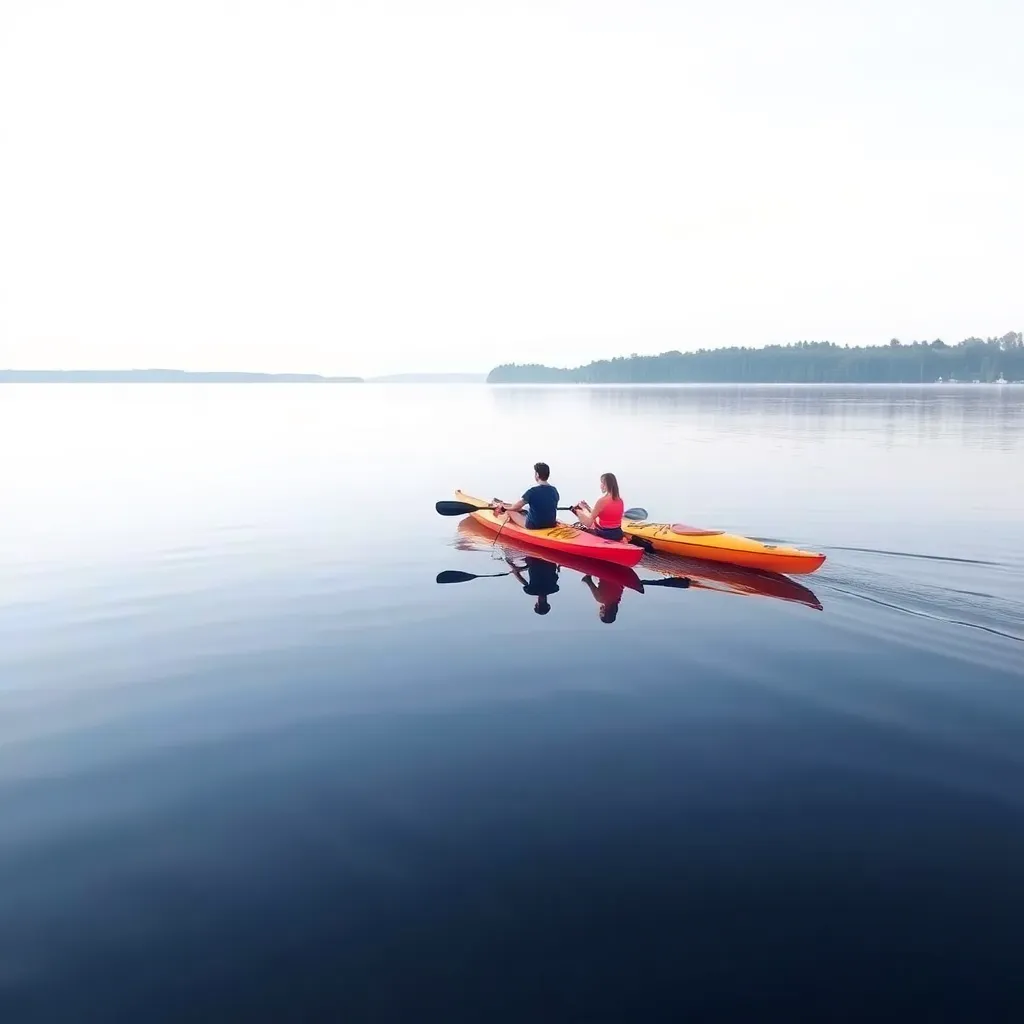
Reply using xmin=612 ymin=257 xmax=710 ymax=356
xmin=487 ymin=334 xmax=1024 ymax=384
xmin=0 ymin=369 xmax=363 ymax=383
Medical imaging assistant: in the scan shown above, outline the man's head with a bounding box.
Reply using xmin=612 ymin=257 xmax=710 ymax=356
xmin=534 ymin=462 xmax=550 ymax=482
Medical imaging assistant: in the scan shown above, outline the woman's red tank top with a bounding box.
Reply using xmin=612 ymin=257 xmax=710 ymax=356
xmin=595 ymin=497 xmax=624 ymax=528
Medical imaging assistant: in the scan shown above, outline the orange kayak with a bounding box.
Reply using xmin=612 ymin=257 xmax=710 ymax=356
xmin=454 ymin=490 xmax=644 ymax=568
xmin=456 ymin=517 xmax=644 ymax=593
xmin=623 ymin=519 xmax=825 ymax=575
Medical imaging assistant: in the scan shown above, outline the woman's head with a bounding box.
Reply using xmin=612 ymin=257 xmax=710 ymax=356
xmin=599 ymin=602 xmax=619 ymax=624
xmin=600 ymin=472 xmax=620 ymax=499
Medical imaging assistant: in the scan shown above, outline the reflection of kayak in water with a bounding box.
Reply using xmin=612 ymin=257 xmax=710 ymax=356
xmin=456 ymin=517 xmax=644 ymax=594
xmin=453 ymin=518 xmax=637 ymax=621
xmin=642 ymin=552 xmax=823 ymax=611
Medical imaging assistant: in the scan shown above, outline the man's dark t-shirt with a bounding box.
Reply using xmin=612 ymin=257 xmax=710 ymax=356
xmin=522 ymin=483 xmax=559 ymax=529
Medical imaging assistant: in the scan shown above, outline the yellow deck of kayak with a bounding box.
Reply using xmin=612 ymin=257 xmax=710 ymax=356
xmin=622 ymin=520 xmax=826 ymax=575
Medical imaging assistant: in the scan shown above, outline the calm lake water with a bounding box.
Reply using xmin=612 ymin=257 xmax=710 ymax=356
xmin=1 ymin=383 xmax=1022 ymax=1021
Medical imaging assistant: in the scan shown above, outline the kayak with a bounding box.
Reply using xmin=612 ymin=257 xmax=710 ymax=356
xmin=456 ymin=517 xmax=644 ymax=593
xmin=456 ymin=516 xmax=818 ymax=606
xmin=453 ymin=490 xmax=644 ymax=568
xmin=642 ymin=552 xmax=823 ymax=610
xmin=622 ymin=519 xmax=825 ymax=575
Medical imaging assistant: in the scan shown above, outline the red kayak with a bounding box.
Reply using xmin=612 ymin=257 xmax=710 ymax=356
xmin=453 ymin=490 xmax=644 ymax=569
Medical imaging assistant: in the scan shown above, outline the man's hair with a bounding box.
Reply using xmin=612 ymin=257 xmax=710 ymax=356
xmin=534 ymin=462 xmax=550 ymax=481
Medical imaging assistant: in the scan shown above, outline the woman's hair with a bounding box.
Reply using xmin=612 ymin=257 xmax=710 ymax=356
xmin=601 ymin=472 xmax=620 ymax=500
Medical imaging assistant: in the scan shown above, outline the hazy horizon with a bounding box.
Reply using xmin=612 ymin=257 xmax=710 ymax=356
xmin=2 ymin=1 xmax=1021 ymax=378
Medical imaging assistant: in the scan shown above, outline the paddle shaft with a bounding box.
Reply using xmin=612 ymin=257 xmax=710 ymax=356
xmin=438 ymin=569 xmax=690 ymax=589
xmin=435 ymin=499 xmax=647 ymax=520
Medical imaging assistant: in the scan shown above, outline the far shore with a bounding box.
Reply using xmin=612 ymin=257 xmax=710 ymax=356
xmin=0 ymin=369 xmax=362 ymax=383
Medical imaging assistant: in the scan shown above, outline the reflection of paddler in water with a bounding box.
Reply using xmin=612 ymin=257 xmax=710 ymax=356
xmin=506 ymin=555 xmax=560 ymax=615
xmin=581 ymin=573 xmax=623 ymax=623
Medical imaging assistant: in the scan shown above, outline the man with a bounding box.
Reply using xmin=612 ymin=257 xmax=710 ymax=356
xmin=507 ymin=555 xmax=560 ymax=615
xmin=493 ymin=462 xmax=559 ymax=530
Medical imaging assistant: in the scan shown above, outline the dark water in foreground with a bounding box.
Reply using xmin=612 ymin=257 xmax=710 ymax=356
xmin=1 ymin=384 xmax=1023 ymax=1021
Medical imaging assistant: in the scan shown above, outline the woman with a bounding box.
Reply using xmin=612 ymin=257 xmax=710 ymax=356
xmin=581 ymin=573 xmax=623 ymax=624
xmin=572 ymin=472 xmax=625 ymax=541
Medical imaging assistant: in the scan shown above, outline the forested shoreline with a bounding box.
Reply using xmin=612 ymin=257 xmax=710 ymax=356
xmin=488 ymin=334 xmax=1024 ymax=384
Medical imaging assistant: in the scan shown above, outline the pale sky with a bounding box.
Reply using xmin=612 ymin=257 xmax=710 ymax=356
xmin=1 ymin=0 xmax=1021 ymax=378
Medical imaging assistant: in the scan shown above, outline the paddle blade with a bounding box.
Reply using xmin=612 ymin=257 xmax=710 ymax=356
xmin=435 ymin=500 xmax=482 ymax=516
xmin=436 ymin=569 xmax=510 ymax=584
xmin=436 ymin=570 xmax=478 ymax=584
xmin=623 ymin=507 xmax=648 ymax=521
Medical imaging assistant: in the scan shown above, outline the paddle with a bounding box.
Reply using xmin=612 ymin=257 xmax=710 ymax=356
xmin=436 ymin=569 xmax=511 ymax=584
xmin=435 ymin=500 xmax=649 ymax=520
xmin=437 ymin=569 xmax=692 ymax=589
